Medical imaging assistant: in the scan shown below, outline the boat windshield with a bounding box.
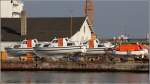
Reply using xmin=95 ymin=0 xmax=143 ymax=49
xmin=65 ymin=38 xmax=68 ymax=42
xmin=14 ymin=45 xmax=20 ymax=48
xmin=98 ymin=45 xmax=104 ymax=47
xmin=22 ymin=41 xmax=27 ymax=44
xmin=44 ymin=44 xmax=50 ymax=47
xmin=35 ymin=44 xmax=41 ymax=47
xmin=67 ymin=43 xmax=75 ymax=46
xmin=52 ymin=40 xmax=58 ymax=43
xmin=34 ymin=39 xmax=38 ymax=43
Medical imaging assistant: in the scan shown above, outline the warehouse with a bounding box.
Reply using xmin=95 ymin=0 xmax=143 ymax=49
xmin=1 ymin=17 xmax=93 ymax=51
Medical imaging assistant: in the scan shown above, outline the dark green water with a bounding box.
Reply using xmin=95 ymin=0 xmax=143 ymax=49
xmin=1 ymin=71 xmax=149 ymax=84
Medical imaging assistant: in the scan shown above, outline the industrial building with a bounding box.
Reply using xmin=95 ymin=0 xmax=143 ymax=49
xmin=1 ymin=17 xmax=93 ymax=51
xmin=0 ymin=0 xmax=24 ymax=18
xmin=1 ymin=0 xmax=95 ymax=51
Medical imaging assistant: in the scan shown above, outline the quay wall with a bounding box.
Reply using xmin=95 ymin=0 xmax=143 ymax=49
xmin=1 ymin=62 xmax=149 ymax=72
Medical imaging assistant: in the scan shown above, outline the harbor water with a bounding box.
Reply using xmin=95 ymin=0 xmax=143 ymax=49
xmin=1 ymin=71 xmax=149 ymax=84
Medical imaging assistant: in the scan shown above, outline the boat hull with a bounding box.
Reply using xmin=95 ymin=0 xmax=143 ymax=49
xmin=113 ymin=50 xmax=148 ymax=56
xmin=34 ymin=47 xmax=83 ymax=57
xmin=5 ymin=48 xmax=34 ymax=57
xmin=85 ymin=48 xmax=109 ymax=54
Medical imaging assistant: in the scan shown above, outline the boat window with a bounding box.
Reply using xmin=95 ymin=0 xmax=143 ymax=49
xmin=52 ymin=40 xmax=58 ymax=43
xmin=35 ymin=44 xmax=41 ymax=47
xmin=44 ymin=44 xmax=50 ymax=47
xmin=67 ymin=43 xmax=74 ymax=46
xmin=23 ymin=41 xmax=27 ymax=44
xmin=98 ymin=45 xmax=104 ymax=47
xmin=14 ymin=45 xmax=20 ymax=48
xmin=139 ymin=45 xmax=143 ymax=49
xmin=96 ymin=40 xmax=98 ymax=43
xmin=34 ymin=40 xmax=37 ymax=43
xmin=65 ymin=39 xmax=68 ymax=41
xmin=83 ymin=41 xmax=87 ymax=44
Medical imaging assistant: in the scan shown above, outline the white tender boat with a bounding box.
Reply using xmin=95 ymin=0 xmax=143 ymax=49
xmin=5 ymin=39 xmax=38 ymax=56
xmin=34 ymin=38 xmax=85 ymax=57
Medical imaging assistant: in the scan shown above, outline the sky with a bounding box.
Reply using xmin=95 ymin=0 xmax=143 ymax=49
xmin=23 ymin=0 xmax=149 ymax=38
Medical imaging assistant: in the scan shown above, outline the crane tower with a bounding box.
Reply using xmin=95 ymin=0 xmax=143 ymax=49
xmin=83 ymin=0 xmax=94 ymax=27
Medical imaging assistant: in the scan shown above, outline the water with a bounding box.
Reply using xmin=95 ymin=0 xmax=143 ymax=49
xmin=1 ymin=71 xmax=149 ymax=84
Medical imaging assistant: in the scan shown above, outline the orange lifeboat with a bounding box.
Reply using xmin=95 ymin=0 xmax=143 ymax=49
xmin=113 ymin=43 xmax=148 ymax=56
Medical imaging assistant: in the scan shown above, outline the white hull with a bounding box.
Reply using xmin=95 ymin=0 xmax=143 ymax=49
xmin=85 ymin=48 xmax=107 ymax=54
xmin=5 ymin=48 xmax=34 ymax=57
xmin=34 ymin=46 xmax=83 ymax=57
xmin=113 ymin=50 xmax=148 ymax=55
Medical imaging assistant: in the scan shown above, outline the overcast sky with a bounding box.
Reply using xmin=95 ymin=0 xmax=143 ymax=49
xmin=23 ymin=0 xmax=149 ymax=38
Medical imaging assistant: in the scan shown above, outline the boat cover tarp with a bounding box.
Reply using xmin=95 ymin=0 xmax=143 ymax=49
xmin=115 ymin=44 xmax=145 ymax=51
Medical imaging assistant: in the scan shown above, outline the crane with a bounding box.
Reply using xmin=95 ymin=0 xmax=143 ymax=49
xmin=83 ymin=0 xmax=94 ymax=27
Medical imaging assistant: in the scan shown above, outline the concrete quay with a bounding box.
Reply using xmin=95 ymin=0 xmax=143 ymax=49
xmin=1 ymin=61 xmax=149 ymax=72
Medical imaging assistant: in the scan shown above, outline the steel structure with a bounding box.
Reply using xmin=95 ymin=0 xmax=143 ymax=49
xmin=83 ymin=0 xmax=94 ymax=27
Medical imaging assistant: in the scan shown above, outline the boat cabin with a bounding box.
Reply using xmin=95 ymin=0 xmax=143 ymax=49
xmin=13 ymin=39 xmax=38 ymax=48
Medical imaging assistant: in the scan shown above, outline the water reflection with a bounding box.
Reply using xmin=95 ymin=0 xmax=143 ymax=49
xmin=1 ymin=71 xmax=149 ymax=84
